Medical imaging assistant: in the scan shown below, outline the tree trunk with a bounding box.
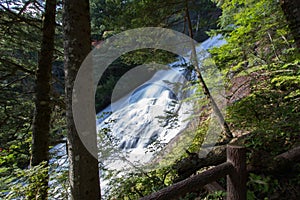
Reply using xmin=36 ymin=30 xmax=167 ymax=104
xmin=30 ymin=0 xmax=56 ymax=198
xmin=280 ymin=0 xmax=300 ymax=50
xmin=63 ymin=0 xmax=101 ymax=199
xmin=184 ymin=0 xmax=233 ymax=139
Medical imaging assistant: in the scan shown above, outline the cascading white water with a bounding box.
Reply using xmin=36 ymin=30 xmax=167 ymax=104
xmin=46 ymin=35 xmax=226 ymax=198
xmin=96 ymin=35 xmax=226 ymax=170
xmin=97 ymin=66 xmax=193 ymax=169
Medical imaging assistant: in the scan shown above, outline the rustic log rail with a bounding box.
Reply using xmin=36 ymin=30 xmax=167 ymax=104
xmin=140 ymin=145 xmax=246 ymax=200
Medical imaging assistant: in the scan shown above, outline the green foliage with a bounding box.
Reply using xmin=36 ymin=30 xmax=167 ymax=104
xmin=90 ymin=0 xmax=221 ymax=76
xmin=1 ymin=0 xmax=299 ymax=199
xmin=0 ymin=1 xmax=66 ymax=199
xmin=209 ymin=0 xmax=294 ymax=71
xmin=0 ymin=135 xmax=31 ymax=169
xmin=247 ymin=173 xmax=280 ymax=200
xmin=48 ymin=164 xmax=70 ymax=199
xmin=91 ymin=0 xmax=221 ymax=44
xmin=1 ymin=1 xmax=40 ymax=170
xmin=204 ymin=190 xmax=226 ymax=200
xmin=180 ymin=192 xmax=199 ymax=200
xmin=209 ymin=0 xmax=300 ymax=141
xmin=187 ymin=117 xmax=209 ymax=153
xmin=1 ymin=151 xmax=70 ymax=199
xmin=208 ymin=0 xmax=300 ymax=198
xmin=1 ymin=162 xmax=49 ymax=200
xmin=103 ymin=165 xmax=175 ymax=200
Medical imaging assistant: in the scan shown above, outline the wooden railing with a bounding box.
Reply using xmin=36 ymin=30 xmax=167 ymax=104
xmin=139 ymin=143 xmax=300 ymax=200
xmin=140 ymin=145 xmax=246 ymax=200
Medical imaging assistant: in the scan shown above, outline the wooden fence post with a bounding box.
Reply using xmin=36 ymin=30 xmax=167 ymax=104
xmin=226 ymin=145 xmax=246 ymax=200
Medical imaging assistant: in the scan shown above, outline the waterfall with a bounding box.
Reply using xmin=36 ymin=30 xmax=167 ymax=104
xmin=46 ymin=35 xmax=226 ymax=198
xmin=97 ymin=67 xmax=193 ymax=169
xmin=96 ymin=35 xmax=226 ymax=170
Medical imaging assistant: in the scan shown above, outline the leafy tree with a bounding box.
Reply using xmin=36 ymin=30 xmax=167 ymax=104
xmin=209 ymin=0 xmax=299 ymax=125
xmin=91 ymin=0 xmax=220 ymax=41
xmin=0 ymin=1 xmax=42 ymax=171
xmin=0 ymin=0 xmax=66 ymax=198
xmin=209 ymin=1 xmax=300 ymax=196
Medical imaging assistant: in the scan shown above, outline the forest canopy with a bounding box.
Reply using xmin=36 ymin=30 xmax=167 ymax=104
xmin=0 ymin=0 xmax=299 ymax=199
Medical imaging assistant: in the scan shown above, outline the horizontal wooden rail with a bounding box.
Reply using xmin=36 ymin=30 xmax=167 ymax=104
xmin=139 ymin=145 xmax=300 ymax=200
xmin=275 ymin=145 xmax=300 ymax=163
xmin=140 ymin=145 xmax=246 ymax=200
xmin=140 ymin=162 xmax=233 ymax=200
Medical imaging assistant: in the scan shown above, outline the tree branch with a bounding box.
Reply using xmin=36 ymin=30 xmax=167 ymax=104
xmin=0 ymin=3 xmax=42 ymax=29
xmin=0 ymin=58 xmax=35 ymax=75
